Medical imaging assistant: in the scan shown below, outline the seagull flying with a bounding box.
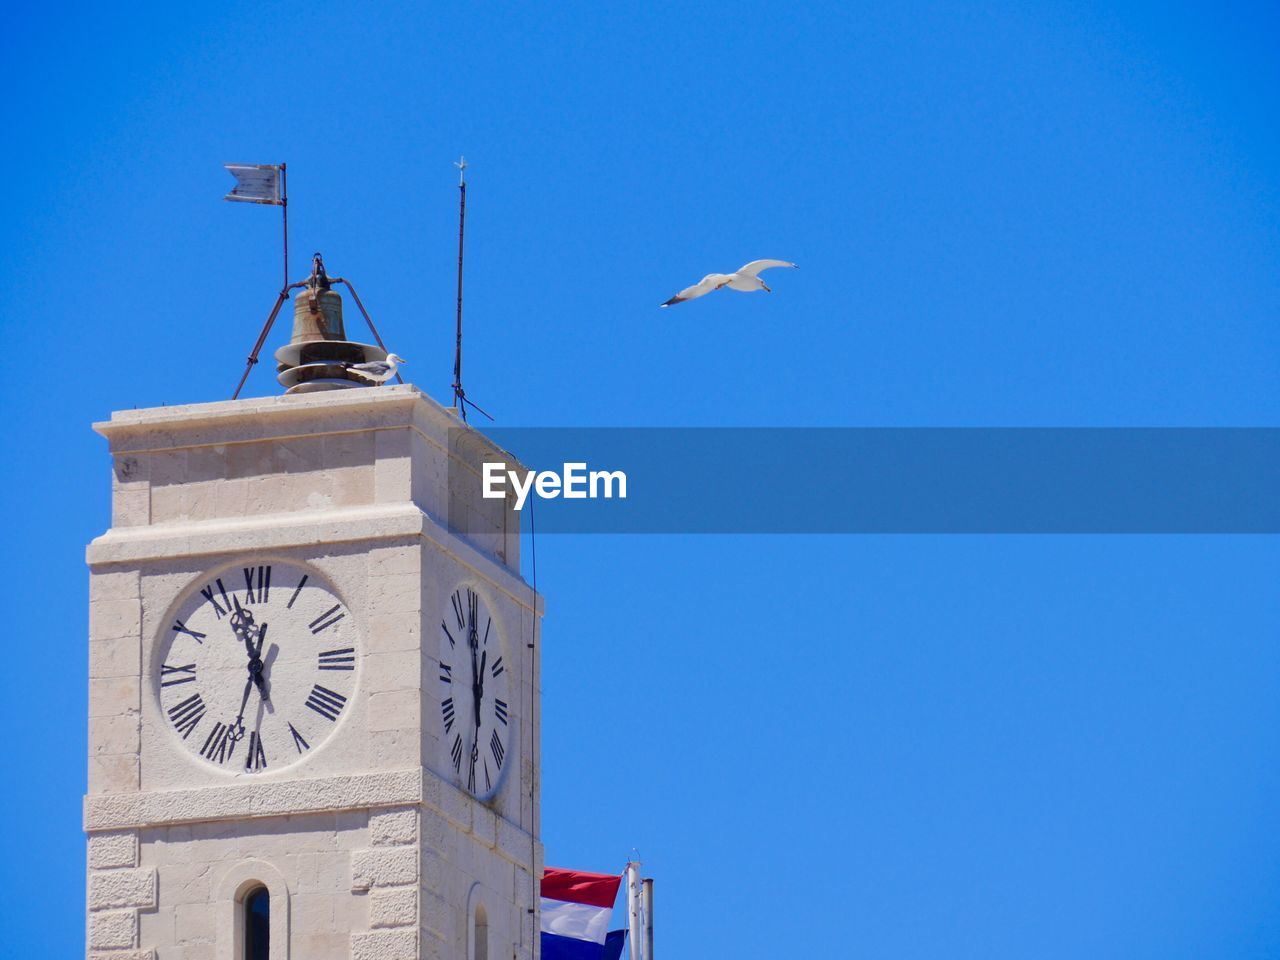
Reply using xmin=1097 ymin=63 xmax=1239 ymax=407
xmin=660 ymin=259 xmax=797 ymax=307
xmin=347 ymin=353 xmax=407 ymax=384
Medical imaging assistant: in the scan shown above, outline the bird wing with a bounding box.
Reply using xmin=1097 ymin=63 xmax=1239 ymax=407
xmin=734 ymin=259 xmax=797 ymax=278
xmin=661 ymin=273 xmax=732 ymax=307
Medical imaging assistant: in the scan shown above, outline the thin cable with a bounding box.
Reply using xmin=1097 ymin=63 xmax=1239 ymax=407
xmin=528 ymin=492 xmax=540 ymax=947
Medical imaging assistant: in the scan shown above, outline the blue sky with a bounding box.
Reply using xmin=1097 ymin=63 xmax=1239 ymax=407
xmin=3 ymin=2 xmax=1280 ymax=957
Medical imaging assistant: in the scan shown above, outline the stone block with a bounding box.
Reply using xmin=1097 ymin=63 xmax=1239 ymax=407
xmin=351 ymin=929 xmax=418 ymax=960
xmin=90 ymin=599 xmax=141 ymax=642
xmin=473 ymin=805 xmax=498 ymax=849
xmin=180 ymin=481 xmax=217 ymax=521
xmin=362 ymin=652 xmax=421 ymax=694
xmin=89 ymin=636 xmax=140 ymax=679
xmin=88 ymin=753 xmax=140 ymax=794
xmin=88 ymin=866 xmax=156 ymax=910
xmin=369 ymin=807 xmax=418 ymax=846
xmin=88 ymin=910 xmax=138 ymax=950
xmin=291 ymin=892 xmax=336 ymax=931
xmin=90 ymin=714 xmax=140 ymax=756
xmin=369 ymin=886 xmax=418 ymax=928
xmin=174 ymin=900 xmax=215 ymax=943
xmin=368 ymin=543 xmax=419 ymax=577
xmin=214 ymin=478 xmax=250 ymax=518
xmin=88 ymin=952 xmax=154 ymax=960
xmin=185 ymin=444 xmax=227 ymax=483
xmin=497 ymin=815 xmax=533 ymax=865
xmin=367 ymin=688 xmax=421 ymax=732
xmin=164 ymin=860 xmax=214 ymax=905
xmin=90 ymin=569 xmax=141 ymax=602
xmin=278 ymin=436 xmax=325 ymax=474
xmin=149 ymin=482 xmax=184 ymax=522
xmin=89 ymin=676 xmax=140 ymax=717
xmin=366 ymin=614 xmax=419 ymax=655
xmin=325 ymin=431 xmax=375 ymax=469
xmin=88 ymin=832 xmax=138 ymax=869
xmin=367 ymin=572 xmax=420 ymax=615
xmin=351 ymin=847 xmax=418 ymax=890
xmin=114 ymin=486 xmax=151 ymax=527
xmin=419 ymin=886 xmax=454 ymax=942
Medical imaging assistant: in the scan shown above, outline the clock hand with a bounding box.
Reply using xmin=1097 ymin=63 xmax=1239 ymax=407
xmin=230 ymin=597 xmax=258 ymax=660
xmin=230 ymin=675 xmax=253 ymax=742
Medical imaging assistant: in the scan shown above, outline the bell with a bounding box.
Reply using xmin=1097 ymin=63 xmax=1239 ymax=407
xmin=288 ymin=254 xmax=348 ymax=343
xmin=273 ymin=253 xmax=388 ymax=394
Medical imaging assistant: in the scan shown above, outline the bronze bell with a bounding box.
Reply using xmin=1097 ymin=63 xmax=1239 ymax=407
xmin=288 ymin=254 xmax=348 ymax=343
xmin=273 ymin=253 xmax=388 ymax=394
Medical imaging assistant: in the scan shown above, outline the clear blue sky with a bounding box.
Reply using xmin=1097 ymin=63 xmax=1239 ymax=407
xmin=3 ymin=2 xmax=1280 ymax=956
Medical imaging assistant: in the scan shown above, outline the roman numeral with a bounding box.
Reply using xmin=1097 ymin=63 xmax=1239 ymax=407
xmin=309 ymin=604 xmax=344 ymax=634
xmin=484 ymin=759 xmax=492 ymax=793
xmin=287 ymin=574 xmax=309 ymax=609
xmin=441 ymin=697 xmax=455 ymax=733
xmin=441 ymin=621 xmax=457 ymax=649
xmin=305 ymin=684 xmax=346 ymax=721
xmin=451 ymin=591 xmax=466 ymax=629
xmin=171 ymin=619 xmax=206 ymax=643
xmin=318 ymin=647 xmax=355 ymax=671
xmin=288 ymin=722 xmax=310 ymax=754
xmin=490 ymin=656 xmax=504 ymax=679
xmin=468 ymin=752 xmax=477 ymax=793
xmin=439 ymin=663 xmax=453 ymax=684
xmin=160 ymin=663 xmax=197 ymax=687
xmin=199 ymin=722 xmax=236 ymax=764
xmin=167 ymin=693 xmax=206 ymax=739
xmin=494 ymin=698 xmax=508 ymax=726
xmin=468 ymin=589 xmax=479 ymax=629
xmin=244 ymin=731 xmax=267 ymax=772
xmin=450 ymin=734 xmax=463 ymax=772
xmin=243 ymin=565 xmax=271 ymax=604
xmin=200 ymin=579 xmax=230 ymax=618
xmin=483 ymin=618 xmax=492 ymax=647
xmin=489 ymin=729 xmax=505 ymax=768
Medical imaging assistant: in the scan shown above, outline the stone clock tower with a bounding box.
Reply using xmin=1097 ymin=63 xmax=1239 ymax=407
xmin=86 ymin=384 xmax=541 ymax=960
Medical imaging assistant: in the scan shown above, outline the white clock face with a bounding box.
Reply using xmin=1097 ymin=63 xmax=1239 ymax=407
xmin=439 ymin=585 xmax=510 ymax=799
xmin=156 ymin=561 xmax=359 ymax=774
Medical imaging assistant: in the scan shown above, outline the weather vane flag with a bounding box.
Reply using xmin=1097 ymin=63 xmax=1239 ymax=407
xmin=223 ymin=163 xmax=283 ymax=204
xmin=223 ymin=162 xmax=289 ymax=290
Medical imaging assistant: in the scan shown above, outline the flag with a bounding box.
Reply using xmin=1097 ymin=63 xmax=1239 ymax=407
xmin=602 ymin=930 xmax=627 ymax=960
xmin=541 ymin=867 xmax=622 ymax=960
xmin=224 ymin=163 xmax=283 ymax=205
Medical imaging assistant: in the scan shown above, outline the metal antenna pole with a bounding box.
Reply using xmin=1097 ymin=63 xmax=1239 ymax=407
xmin=642 ymin=878 xmax=654 ymax=960
xmin=453 ymin=156 xmax=468 ymax=420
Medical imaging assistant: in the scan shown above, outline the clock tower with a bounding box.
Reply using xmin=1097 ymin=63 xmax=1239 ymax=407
xmin=86 ymin=382 xmax=541 ymax=960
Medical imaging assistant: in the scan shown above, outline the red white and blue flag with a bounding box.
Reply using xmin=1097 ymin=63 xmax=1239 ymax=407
xmin=541 ymin=868 xmax=624 ymax=960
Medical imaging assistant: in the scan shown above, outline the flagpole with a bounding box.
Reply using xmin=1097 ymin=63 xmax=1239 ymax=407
xmin=626 ymin=862 xmax=643 ymax=960
xmin=280 ymin=163 xmax=289 ymax=289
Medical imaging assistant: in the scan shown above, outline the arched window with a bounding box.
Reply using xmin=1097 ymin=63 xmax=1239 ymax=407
xmin=473 ymin=902 xmax=489 ymax=960
xmin=243 ymin=885 xmax=270 ymax=960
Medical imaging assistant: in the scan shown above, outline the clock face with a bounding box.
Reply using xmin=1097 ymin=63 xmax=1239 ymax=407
xmin=439 ymin=585 xmax=510 ymax=799
xmin=156 ymin=561 xmax=359 ymax=775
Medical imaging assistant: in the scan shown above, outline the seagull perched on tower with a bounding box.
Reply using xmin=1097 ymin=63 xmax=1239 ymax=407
xmin=346 ymin=353 xmax=407 ymax=385
xmin=660 ymin=259 xmax=797 ymax=307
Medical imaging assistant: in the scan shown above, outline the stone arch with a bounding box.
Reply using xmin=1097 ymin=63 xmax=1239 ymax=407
xmin=216 ymin=858 xmax=291 ymax=960
xmin=467 ymin=882 xmax=490 ymax=960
